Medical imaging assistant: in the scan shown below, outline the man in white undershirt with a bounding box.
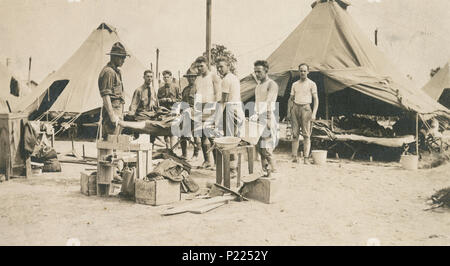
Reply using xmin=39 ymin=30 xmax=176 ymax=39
xmin=216 ymin=56 xmax=244 ymax=178
xmin=194 ymin=56 xmax=222 ymax=169
xmin=288 ymin=63 xmax=319 ymax=164
xmin=250 ymin=60 xmax=279 ymax=177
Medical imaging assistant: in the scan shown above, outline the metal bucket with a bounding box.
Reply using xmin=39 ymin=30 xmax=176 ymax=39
xmin=400 ymin=155 xmax=418 ymax=170
xmin=311 ymin=150 xmax=328 ymax=165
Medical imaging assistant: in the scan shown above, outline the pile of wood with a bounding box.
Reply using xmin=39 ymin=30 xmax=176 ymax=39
xmin=427 ymin=187 xmax=450 ymax=210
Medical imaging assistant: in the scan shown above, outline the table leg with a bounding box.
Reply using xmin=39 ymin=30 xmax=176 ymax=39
xmin=145 ymin=149 xmax=152 ymax=176
xmin=223 ymin=150 xmax=231 ymax=189
xmin=97 ymin=148 xmax=113 ymax=197
xmin=216 ymin=149 xmax=223 ymax=185
xmin=237 ymin=153 xmax=242 ymax=188
xmin=247 ymin=147 xmax=254 ymax=174
xmin=137 ymin=150 xmax=146 ymax=179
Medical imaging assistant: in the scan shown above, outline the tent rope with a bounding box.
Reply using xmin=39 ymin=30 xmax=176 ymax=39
xmin=54 ymin=113 xmax=81 ymax=136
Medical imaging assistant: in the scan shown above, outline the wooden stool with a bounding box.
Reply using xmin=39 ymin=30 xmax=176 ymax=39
xmin=96 ymin=134 xmax=152 ymax=197
xmin=216 ymin=145 xmax=254 ymax=189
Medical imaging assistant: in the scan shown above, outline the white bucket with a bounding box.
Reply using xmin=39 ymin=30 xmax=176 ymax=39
xmin=400 ymin=155 xmax=418 ymax=170
xmin=311 ymin=150 xmax=328 ymax=165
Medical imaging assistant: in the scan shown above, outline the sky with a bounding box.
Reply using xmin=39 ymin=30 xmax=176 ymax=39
xmin=0 ymin=0 xmax=449 ymax=87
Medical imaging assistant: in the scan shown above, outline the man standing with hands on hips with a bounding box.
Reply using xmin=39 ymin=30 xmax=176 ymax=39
xmin=98 ymin=42 xmax=130 ymax=140
xmin=288 ymin=63 xmax=319 ymax=164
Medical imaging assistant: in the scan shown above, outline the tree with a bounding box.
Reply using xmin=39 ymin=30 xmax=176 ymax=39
xmin=430 ymin=66 xmax=441 ymax=78
xmin=202 ymin=44 xmax=238 ymax=74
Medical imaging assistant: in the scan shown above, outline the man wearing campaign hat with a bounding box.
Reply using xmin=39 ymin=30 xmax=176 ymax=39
xmin=98 ymin=42 xmax=130 ymax=139
xmin=180 ymin=69 xmax=201 ymax=159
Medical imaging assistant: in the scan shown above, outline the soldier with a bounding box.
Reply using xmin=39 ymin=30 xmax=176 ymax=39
xmin=194 ymin=56 xmax=222 ymax=169
xmin=128 ymin=70 xmax=159 ymax=120
xmin=287 ymin=63 xmax=319 ymax=164
xmin=98 ymin=42 xmax=130 ymax=140
xmin=158 ymin=70 xmax=180 ymax=110
xmin=250 ymin=60 xmax=279 ymax=177
xmin=158 ymin=70 xmax=181 ymax=148
xmin=180 ymin=69 xmax=201 ymax=159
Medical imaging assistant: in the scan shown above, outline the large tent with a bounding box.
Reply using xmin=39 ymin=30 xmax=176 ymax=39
xmin=240 ymin=0 xmax=449 ymax=119
xmin=0 ymin=63 xmax=30 ymax=113
xmin=18 ymin=23 xmax=147 ymax=119
xmin=421 ymin=62 xmax=450 ymax=109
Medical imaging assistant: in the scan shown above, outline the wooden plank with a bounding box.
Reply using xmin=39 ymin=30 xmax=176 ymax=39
xmin=189 ymin=202 xmax=228 ymax=214
xmin=96 ymin=141 xmax=152 ymax=151
xmin=161 ymin=195 xmax=235 ymax=216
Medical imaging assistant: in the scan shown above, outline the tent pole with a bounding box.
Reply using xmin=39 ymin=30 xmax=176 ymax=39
xmin=375 ymin=28 xmax=378 ymax=46
xmin=206 ymin=0 xmax=212 ymax=67
xmin=325 ymin=77 xmax=329 ymax=120
xmin=150 ymin=62 xmax=154 ymax=88
xmin=156 ymin=48 xmax=160 ymax=88
xmin=416 ymin=113 xmax=419 ymax=156
xmin=178 ymin=70 xmax=182 ymax=94
xmin=28 ymin=57 xmax=32 ymax=86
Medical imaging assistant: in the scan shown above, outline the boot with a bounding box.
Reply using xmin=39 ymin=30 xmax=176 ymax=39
xmin=180 ymin=139 xmax=188 ymax=159
xmin=192 ymin=138 xmax=201 ymax=159
xmin=201 ymin=144 xmax=214 ymax=169
xmin=292 ymin=139 xmax=299 ymax=162
xmin=260 ymin=157 xmax=269 ymax=176
xmin=267 ymin=157 xmax=277 ymax=174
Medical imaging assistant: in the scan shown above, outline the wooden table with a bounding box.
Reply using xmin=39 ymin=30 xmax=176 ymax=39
xmin=215 ymin=145 xmax=255 ymax=189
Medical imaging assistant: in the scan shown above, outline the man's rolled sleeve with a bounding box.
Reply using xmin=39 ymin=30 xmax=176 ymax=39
xmin=98 ymin=69 xmax=115 ymax=97
xmin=221 ymin=78 xmax=231 ymax=94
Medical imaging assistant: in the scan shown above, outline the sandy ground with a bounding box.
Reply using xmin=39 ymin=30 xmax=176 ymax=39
xmin=1 ymin=140 xmax=450 ymax=246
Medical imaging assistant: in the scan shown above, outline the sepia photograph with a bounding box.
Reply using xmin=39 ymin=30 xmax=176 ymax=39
xmin=0 ymin=0 xmax=449 ymax=251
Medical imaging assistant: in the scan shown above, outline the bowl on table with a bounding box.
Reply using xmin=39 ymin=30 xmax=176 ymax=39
xmin=214 ymin=137 xmax=241 ymax=150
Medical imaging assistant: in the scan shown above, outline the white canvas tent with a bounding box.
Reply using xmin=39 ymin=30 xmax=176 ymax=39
xmin=18 ymin=23 xmax=147 ymax=119
xmin=0 ymin=63 xmax=31 ymax=113
xmin=240 ymin=0 xmax=449 ymax=119
xmin=421 ymin=61 xmax=450 ymax=109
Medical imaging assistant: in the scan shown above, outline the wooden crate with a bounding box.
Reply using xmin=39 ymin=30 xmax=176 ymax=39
xmin=0 ymin=113 xmax=30 ymax=179
xmin=80 ymin=172 xmax=97 ymax=196
xmin=241 ymin=178 xmax=278 ymax=204
xmin=135 ymin=179 xmax=181 ymax=206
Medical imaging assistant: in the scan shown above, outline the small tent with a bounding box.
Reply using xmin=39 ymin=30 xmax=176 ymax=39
xmin=18 ymin=23 xmax=147 ymax=119
xmin=0 ymin=63 xmax=31 ymax=112
xmin=422 ymin=62 xmax=450 ymax=109
xmin=240 ymin=0 xmax=449 ymax=119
